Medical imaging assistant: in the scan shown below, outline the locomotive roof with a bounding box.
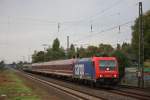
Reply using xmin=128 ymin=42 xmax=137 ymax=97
xmin=76 ymin=58 xmax=92 ymax=62
xmin=92 ymin=56 xmax=117 ymax=60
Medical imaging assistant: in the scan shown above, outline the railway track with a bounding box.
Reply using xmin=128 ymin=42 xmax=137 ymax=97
xmin=17 ymin=69 xmax=150 ymax=100
xmin=20 ymin=71 xmax=105 ymax=100
xmin=109 ymin=84 xmax=150 ymax=100
xmin=109 ymin=89 xmax=150 ymax=100
xmin=117 ymin=85 xmax=150 ymax=92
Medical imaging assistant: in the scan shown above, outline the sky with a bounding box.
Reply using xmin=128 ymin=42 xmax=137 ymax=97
xmin=0 ymin=0 xmax=150 ymax=63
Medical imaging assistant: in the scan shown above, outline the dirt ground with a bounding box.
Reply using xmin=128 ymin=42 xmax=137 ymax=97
xmin=0 ymin=69 xmax=77 ymax=100
xmin=0 ymin=70 xmax=40 ymax=100
xmin=16 ymin=71 xmax=77 ymax=100
xmin=0 ymin=73 xmax=9 ymax=100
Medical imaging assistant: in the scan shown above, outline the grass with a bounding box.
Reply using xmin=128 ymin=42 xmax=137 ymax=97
xmin=144 ymin=61 xmax=150 ymax=68
xmin=0 ymin=69 xmax=40 ymax=100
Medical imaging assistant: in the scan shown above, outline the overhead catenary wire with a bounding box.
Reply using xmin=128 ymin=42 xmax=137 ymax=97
xmin=60 ymin=12 xmax=121 ymax=34
xmin=0 ymin=0 xmax=139 ymax=33
xmin=72 ymin=20 xmax=134 ymax=43
xmin=0 ymin=0 xmax=141 ymax=26
xmin=57 ymin=1 xmax=140 ymax=34
xmin=61 ymin=0 xmax=124 ymax=24
xmin=0 ymin=0 xmax=143 ymax=38
xmin=0 ymin=0 xmax=123 ymax=25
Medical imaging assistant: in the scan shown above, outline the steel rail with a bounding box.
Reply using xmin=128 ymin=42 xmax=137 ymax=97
xmin=21 ymin=71 xmax=106 ymax=100
xmin=109 ymin=89 xmax=150 ymax=100
xmin=23 ymin=70 xmax=150 ymax=100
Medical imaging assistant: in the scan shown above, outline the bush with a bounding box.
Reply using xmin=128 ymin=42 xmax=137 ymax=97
xmin=110 ymin=50 xmax=129 ymax=80
xmin=0 ymin=61 xmax=5 ymax=71
xmin=144 ymin=59 xmax=150 ymax=68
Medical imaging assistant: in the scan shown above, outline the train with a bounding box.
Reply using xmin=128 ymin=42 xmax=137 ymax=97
xmin=24 ymin=56 xmax=119 ymax=85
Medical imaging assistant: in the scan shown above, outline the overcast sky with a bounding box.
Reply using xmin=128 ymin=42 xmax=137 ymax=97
xmin=0 ymin=0 xmax=150 ymax=63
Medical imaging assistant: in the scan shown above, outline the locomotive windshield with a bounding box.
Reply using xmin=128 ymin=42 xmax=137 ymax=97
xmin=99 ymin=60 xmax=116 ymax=68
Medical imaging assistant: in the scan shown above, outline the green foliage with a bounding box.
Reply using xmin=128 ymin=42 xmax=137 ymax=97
xmin=0 ymin=60 xmax=5 ymax=70
xmin=76 ymin=44 xmax=113 ymax=58
xmin=46 ymin=38 xmax=66 ymax=61
xmin=117 ymin=44 xmax=121 ymax=50
xmin=86 ymin=46 xmax=98 ymax=57
xmin=77 ymin=46 xmax=86 ymax=58
xmin=52 ymin=38 xmax=60 ymax=51
xmin=45 ymin=48 xmax=53 ymax=61
xmin=0 ymin=70 xmax=40 ymax=100
xmin=68 ymin=44 xmax=76 ymax=58
xmin=99 ymin=43 xmax=114 ymax=53
xmin=15 ymin=61 xmax=27 ymax=69
xmin=131 ymin=10 xmax=150 ymax=60
xmin=110 ymin=50 xmax=129 ymax=79
xmin=32 ymin=38 xmax=66 ymax=62
xmin=32 ymin=51 xmax=45 ymax=63
xmin=121 ymin=42 xmax=135 ymax=63
xmin=49 ymin=47 xmax=66 ymax=60
xmin=31 ymin=37 xmax=131 ymax=74
xmin=144 ymin=60 xmax=150 ymax=68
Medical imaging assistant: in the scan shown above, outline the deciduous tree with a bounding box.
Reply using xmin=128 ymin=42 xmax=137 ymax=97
xmin=131 ymin=10 xmax=150 ymax=60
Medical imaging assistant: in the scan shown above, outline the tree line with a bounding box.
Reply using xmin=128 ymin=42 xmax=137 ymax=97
xmin=32 ymin=38 xmax=130 ymax=64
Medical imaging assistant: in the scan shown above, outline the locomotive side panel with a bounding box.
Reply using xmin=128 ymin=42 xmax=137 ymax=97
xmin=73 ymin=58 xmax=96 ymax=81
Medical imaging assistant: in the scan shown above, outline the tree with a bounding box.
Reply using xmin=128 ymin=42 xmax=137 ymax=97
xmin=68 ymin=44 xmax=76 ymax=58
xmin=98 ymin=43 xmax=114 ymax=56
xmin=131 ymin=10 xmax=150 ymax=60
xmin=45 ymin=39 xmax=66 ymax=61
xmin=111 ymin=50 xmax=129 ymax=81
xmin=0 ymin=60 xmax=5 ymax=70
xmin=86 ymin=46 xmax=98 ymax=57
xmin=16 ymin=61 xmax=23 ymax=69
xmin=117 ymin=43 xmax=121 ymax=50
xmin=45 ymin=48 xmax=53 ymax=61
xmin=77 ymin=46 xmax=86 ymax=58
xmin=32 ymin=51 xmax=45 ymax=63
xmin=51 ymin=47 xmax=66 ymax=60
xmin=32 ymin=38 xmax=66 ymax=62
xmin=52 ymin=38 xmax=60 ymax=51
xmin=121 ymin=42 xmax=134 ymax=62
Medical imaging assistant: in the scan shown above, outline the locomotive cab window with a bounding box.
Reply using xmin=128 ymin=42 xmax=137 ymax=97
xmin=99 ymin=60 xmax=116 ymax=67
xmin=99 ymin=60 xmax=116 ymax=70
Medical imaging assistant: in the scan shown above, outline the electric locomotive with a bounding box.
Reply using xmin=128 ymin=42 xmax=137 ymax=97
xmin=74 ymin=57 xmax=119 ymax=85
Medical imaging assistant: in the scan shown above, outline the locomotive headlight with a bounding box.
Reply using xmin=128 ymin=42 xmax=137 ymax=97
xmin=100 ymin=74 xmax=103 ymax=78
xmin=113 ymin=74 xmax=117 ymax=78
xmin=106 ymin=67 xmax=109 ymax=71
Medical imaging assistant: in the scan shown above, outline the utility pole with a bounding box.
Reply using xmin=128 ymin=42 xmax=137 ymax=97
xmin=58 ymin=23 xmax=60 ymax=32
xmin=138 ymin=2 xmax=144 ymax=88
xmin=67 ymin=36 xmax=69 ymax=50
xmin=67 ymin=36 xmax=69 ymax=58
xmin=42 ymin=44 xmax=49 ymax=61
xmin=91 ymin=24 xmax=93 ymax=32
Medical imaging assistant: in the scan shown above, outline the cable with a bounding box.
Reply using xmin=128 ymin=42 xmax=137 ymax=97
xmin=61 ymin=12 xmax=121 ymax=33
xmin=72 ymin=20 xmax=134 ymax=43
xmin=62 ymin=0 xmax=123 ymax=24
